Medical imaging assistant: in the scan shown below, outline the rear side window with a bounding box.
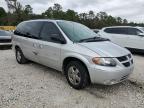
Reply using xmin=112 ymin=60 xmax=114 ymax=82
xmin=104 ymin=28 xmax=128 ymax=35
xmin=128 ymin=28 xmax=142 ymax=35
xmin=40 ymin=22 xmax=62 ymax=43
xmin=14 ymin=21 xmax=43 ymax=39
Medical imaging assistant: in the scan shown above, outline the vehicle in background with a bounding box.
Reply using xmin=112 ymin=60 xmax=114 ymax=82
xmin=0 ymin=26 xmax=16 ymax=31
xmin=99 ymin=26 xmax=144 ymax=52
xmin=136 ymin=26 xmax=144 ymax=32
xmin=92 ymin=29 xmax=100 ymax=33
xmin=12 ymin=20 xmax=134 ymax=89
xmin=0 ymin=30 xmax=12 ymax=46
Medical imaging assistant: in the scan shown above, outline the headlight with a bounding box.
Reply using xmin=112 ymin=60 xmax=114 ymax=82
xmin=92 ymin=57 xmax=117 ymax=67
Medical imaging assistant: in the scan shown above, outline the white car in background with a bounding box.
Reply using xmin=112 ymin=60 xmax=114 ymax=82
xmin=137 ymin=26 xmax=144 ymax=32
xmin=99 ymin=26 xmax=144 ymax=52
xmin=0 ymin=30 xmax=12 ymax=46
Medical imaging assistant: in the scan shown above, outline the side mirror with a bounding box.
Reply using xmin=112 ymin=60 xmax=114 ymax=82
xmin=50 ymin=34 xmax=66 ymax=44
xmin=138 ymin=33 xmax=144 ymax=37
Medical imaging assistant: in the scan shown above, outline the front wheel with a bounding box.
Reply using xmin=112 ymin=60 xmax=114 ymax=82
xmin=65 ymin=61 xmax=89 ymax=90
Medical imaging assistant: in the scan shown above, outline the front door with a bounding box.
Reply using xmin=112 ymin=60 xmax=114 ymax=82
xmin=38 ymin=22 xmax=63 ymax=70
xmin=126 ymin=28 xmax=144 ymax=50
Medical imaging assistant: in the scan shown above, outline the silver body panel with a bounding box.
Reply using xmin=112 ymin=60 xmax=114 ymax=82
xmin=12 ymin=20 xmax=134 ymax=85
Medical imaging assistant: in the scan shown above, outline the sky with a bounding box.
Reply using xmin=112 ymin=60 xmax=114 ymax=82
xmin=0 ymin=0 xmax=144 ymax=23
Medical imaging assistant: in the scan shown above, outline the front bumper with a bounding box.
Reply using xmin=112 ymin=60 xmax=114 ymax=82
xmin=88 ymin=64 xmax=134 ymax=85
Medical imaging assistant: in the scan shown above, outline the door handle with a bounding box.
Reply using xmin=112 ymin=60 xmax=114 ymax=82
xmin=39 ymin=44 xmax=43 ymax=49
xmin=33 ymin=43 xmax=37 ymax=48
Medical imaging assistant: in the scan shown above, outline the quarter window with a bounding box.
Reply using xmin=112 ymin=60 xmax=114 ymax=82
xmin=14 ymin=22 xmax=27 ymax=36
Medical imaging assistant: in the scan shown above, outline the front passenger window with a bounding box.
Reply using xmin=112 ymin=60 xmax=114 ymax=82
xmin=40 ymin=22 xmax=61 ymax=43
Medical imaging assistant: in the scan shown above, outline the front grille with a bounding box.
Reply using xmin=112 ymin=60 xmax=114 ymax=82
xmin=128 ymin=54 xmax=131 ymax=58
xmin=117 ymin=56 xmax=128 ymax=62
xmin=117 ymin=54 xmax=133 ymax=67
xmin=123 ymin=62 xmax=130 ymax=67
xmin=120 ymin=75 xmax=129 ymax=81
xmin=0 ymin=39 xmax=11 ymax=43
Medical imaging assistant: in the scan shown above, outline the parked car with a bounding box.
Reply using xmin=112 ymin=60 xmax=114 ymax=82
xmin=12 ymin=20 xmax=134 ymax=89
xmin=92 ymin=29 xmax=100 ymax=33
xmin=99 ymin=26 xmax=144 ymax=52
xmin=136 ymin=26 xmax=144 ymax=32
xmin=0 ymin=30 xmax=12 ymax=46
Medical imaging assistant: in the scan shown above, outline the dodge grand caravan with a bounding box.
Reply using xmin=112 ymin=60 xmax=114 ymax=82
xmin=12 ymin=20 xmax=134 ymax=89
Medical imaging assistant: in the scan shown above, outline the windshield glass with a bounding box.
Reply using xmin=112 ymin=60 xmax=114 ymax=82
xmin=57 ymin=21 xmax=98 ymax=42
xmin=0 ymin=31 xmax=11 ymax=36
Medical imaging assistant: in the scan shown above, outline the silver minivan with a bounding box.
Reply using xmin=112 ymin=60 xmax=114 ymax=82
xmin=12 ymin=20 xmax=134 ymax=89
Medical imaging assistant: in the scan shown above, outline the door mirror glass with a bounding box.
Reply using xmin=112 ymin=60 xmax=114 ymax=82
xmin=50 ymin=34 xmax=66 ymax=44
xmin=138 ymin=33 xmax=144 ymax=37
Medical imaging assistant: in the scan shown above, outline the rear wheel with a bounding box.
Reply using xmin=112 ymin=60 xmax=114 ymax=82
xmin=16 ymin=48 xmax=28 ymax=64
xmin=65 ymin=61 xmax=89 ymax=89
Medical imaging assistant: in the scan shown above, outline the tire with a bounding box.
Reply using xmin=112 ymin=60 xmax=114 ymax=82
xmin=65 ymin=61 xmax=89 ymax=90
xmin=15 ymin=48 xmax=28 ymax=64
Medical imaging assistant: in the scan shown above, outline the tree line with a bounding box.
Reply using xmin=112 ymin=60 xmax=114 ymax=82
xmin=0 ymin=0 xmax=144 ymax=29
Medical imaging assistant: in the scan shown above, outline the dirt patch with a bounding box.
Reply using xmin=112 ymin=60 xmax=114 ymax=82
xmin=0 ymin=50 xmax=144 ymax=108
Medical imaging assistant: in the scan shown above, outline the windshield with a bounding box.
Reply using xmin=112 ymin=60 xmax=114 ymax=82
xmin=0 ymin=31 xmax=11 ymax=36
xmin=57 ymin=21 xmax=98 ymax=42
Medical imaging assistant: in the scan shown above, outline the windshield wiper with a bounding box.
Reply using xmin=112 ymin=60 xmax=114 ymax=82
xmin=79 ymin=36 xmax=109 ymax=43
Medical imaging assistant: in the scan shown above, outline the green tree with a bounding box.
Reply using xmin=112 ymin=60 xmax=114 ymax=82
xmin=65 ymin=9 xmax=79 ymax=21
xmin=88 ymin=10 xmax=95 ymax=19
xmin=43 ymin=3 xmax=65 ymax=19
xmin=123 ymin=19 xmax=128 ymax=24
xmin=3 ymin=1 xmax=144 ymax=27
xmin=0 ymin=7 xmax=7 ymax=25
xmin=24 ymin=5 xmax=33 ymax=15
xmin=116 ymin=17 xmax=122 ymax=24
xmin=42 ymin=7 xmax=53 ymax=18
xmin=0 ymin=7 xmax=6 ymax=17
xmin=97 ymin=12 xmax=108 ymax=20
xmin=53 ymin=3 xmax=62 ymax=11
xmin=52 ymin=3 xmax=65 ymax=19
xmin=5 ymin=0 xmax=23 ymax=24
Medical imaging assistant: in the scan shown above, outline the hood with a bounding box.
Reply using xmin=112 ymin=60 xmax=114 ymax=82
xmin=78 ymin=41 xmax=130 ymax=57
xmin=0 ymin=36 xmax=11 ymax=39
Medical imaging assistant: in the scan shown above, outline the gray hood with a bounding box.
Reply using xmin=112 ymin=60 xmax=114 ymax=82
xmin=0 ymin=36 xmax=11 ymax=39
xmin=78 ymin=41 xmax=130 ymax=57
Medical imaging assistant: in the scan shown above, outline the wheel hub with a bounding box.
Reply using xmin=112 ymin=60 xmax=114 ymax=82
xmin=17 ymin=51 xmax=21 ymax=62
xmin=68 ymin=66 xmax=81 ymax=85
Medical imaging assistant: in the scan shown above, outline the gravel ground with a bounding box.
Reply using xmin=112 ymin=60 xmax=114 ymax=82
xmin=0 ymin=49 xmax=144 ymax=108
